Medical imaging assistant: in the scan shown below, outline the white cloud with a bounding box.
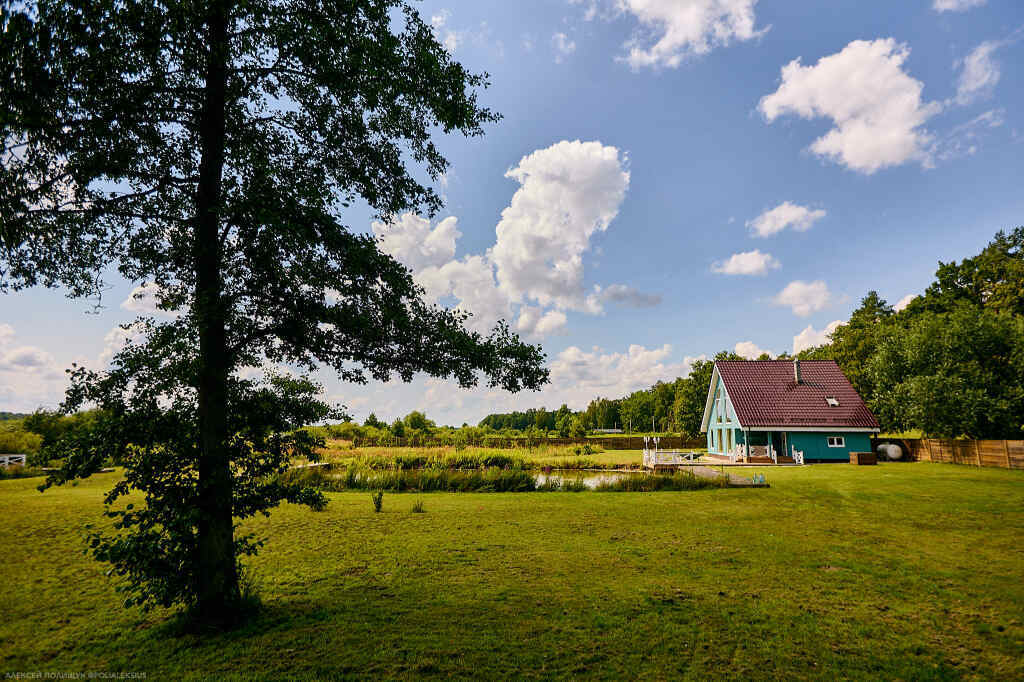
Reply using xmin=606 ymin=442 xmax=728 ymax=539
xmin=734 ymin=341 xmax=772 ymax=359
xmin=549 ymin=344 xmax=703 ymax=407
xmin=429 ymin=9 xmax=462 ymax=53
xmin=416 ymin=255 xmax=512 ymax=335
xmin=932 ymin=0 xmax=986 ymax=12
xmin=772 ymin=280 xmax=833 ymax=317
xmin=552 ymin=32 xmax=577 ymax=63
xmin=594 ymin=284 xmax=662 ymax=307
xmin=516 ymin=307 xmax=568 ymax=337
xmin=371 ymin=214 xmax=460 ymax=272
xmin=956 ymin=41 xmax=1001 ymax=105
xmin=120 ymin=282 xmax=178 ymax=316
xmin=491 ymin=140 xmax=630 ymax=312
xmin=373 ymin=141 xmax=633 ymax=340
xmin=604 ymin=0 xmax=767 ymax=69
xmin=759 ymin=39 xmax=941 ymax=174
xmin=0 ymin=325 xmax=69 ymax=411
xmin=893 ymin=294 xmax=917 ymax=312
xmin=792 ymin=320 xmax=844 ymax=353
xmin=747 ymin=202 xmax=825 ymax=237
xmin=711 ymin=249 xmax=780 ymax=275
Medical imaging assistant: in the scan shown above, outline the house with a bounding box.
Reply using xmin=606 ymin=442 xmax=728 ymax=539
xmin=700 ymin=359 xmax=879 ymax=463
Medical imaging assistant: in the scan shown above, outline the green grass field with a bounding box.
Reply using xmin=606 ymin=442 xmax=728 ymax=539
xmin=2 ymin=463 xmax=1022 ymax=679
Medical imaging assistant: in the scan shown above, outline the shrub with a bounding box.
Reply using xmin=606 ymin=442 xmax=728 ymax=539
xmin=411 ymin=499 xmax=425 ymax=513
xmin=371 ymin=490 xmax=384 ymax=512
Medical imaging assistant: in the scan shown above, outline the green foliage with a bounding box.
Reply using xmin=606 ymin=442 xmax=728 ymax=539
xmin=797 ymin=227 xmax=1024 ymax=438
xmin=40 ymin=335 xmax=335 ymax=612
xmin=410 ymin=499 xmax=425 ymax=513
xmin=868 ymin=305 xmax=1024 ymax=438
xmin=371 ymin=490 xmax=384 ymax=513
xmin=0 ymin=421 xmax=42 ymax=455
xmin=1 ymin=0 xmax=548 ymax=619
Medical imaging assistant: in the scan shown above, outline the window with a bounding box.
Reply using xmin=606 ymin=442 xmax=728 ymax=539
xmin=825 ymin=396 xmax=839 ymax=407
xmin=827 ymin=436 xmax=845 ymax=448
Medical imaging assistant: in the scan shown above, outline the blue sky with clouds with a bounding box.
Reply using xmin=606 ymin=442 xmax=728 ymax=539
xmin=2 ymin=0 xmax=1022 ymax=423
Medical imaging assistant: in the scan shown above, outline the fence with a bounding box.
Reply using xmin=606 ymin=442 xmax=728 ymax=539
xmin=347 ymin=435 xmax=706 ymax=450
xmin=872 ymin=438 xmax=1024 ymax=470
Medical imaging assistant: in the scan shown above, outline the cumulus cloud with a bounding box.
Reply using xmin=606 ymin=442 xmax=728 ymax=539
xmin=893 ymin=294 xmax=917 ymax=312
xmin=772 ymin=280 xmax=833 ymax=317
xmin=373 ymin=140 xmax=633 ymax=339
xmin=516 ymin=307 xmax=568 ymax=337
xmin=491 ymin=140 xmax=630 ymax=311
xmin=552 ymin=32 xmax=576 ymax=62
xmin=711 ymin=249 xmax=780 ymax=275
xmin=734 ymin=341 xmax=772 ymax=359
xmin=0 ymin=324 xmax=69 ymax=411
xmin=759 ymin=39 xmax=941 ymax=174
xmin=932 ymin=0 xmax=986 ymax=12
xmin=747 ymin=202 xmax=825 ymax=237
xmin=792 ymin=320 xmax=844 ymax=353
xmin=594 ymin=284 xmax=662 ymax=307
xmin=120 ymin=282 xmax=179 ymax=317
xmin=372 ymin=214 xmax=460 ymax=272
xmin=597 ymin=0 xmax=766 ymax=69
xmin=549 ymin=344 xmax=703 ymax=406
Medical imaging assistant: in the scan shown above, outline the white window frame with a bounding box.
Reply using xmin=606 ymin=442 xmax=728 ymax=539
xmin=827 ymin=436 xmax=845 ymax=448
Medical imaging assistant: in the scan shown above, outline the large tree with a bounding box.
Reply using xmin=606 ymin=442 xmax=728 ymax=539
xmin=0 ymin=0 xmax=547 ymax=621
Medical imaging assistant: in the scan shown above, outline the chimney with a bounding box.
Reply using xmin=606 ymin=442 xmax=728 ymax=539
xmin=794 ymin=359 xmax=802 ymax=384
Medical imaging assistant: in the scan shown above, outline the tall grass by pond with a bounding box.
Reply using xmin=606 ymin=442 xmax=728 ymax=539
xmin=280 ymin=466 xmax=722 ymax=493
xmin=312 ymin=444 xmax=636 ymax=471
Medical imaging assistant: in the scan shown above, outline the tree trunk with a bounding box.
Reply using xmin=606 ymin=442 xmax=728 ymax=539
xmin=194 ymin=0 xmax=238 ymax=622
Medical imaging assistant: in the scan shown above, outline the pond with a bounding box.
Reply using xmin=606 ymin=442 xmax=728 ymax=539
xmin=534 ymin=470 xmax=661 ymax=489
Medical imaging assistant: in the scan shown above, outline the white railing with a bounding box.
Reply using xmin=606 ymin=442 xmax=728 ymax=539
xmin=0 ymin=454 xmax=28 ymax=467
xmin=643 ymin=437 xmax=700 ymax=468
xmin=791 ymin=446 xmax=804 ymax=465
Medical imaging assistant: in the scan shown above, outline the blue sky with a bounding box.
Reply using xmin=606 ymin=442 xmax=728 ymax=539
xmin=2 ymin=0 xmax=1022 ymax=423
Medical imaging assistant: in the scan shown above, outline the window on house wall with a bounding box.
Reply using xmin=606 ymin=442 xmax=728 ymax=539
xmin=827 ymin=436 xmax=845 ymax=447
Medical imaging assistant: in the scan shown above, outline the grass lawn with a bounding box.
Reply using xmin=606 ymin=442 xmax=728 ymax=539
xmin=1 ymin=463 xmax=1022 ymax=679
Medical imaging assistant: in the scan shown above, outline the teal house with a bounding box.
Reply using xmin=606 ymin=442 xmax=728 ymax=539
xmin=700 ymin=359 xmax=879 ymax=463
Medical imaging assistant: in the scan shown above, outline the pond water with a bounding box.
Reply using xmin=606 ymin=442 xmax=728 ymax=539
xmin=534 ymin=470 xmax=652 ymax=489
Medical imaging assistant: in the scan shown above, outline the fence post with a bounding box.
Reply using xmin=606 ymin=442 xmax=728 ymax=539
xmin=973 ymin=440 xmax=981 ymax=467
xmin=1003 ymin=440 xmax=1012 ymax=469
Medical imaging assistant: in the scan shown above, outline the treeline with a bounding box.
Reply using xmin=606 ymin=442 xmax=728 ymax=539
xmin=478 ymin=227 xmax=1024 ymax=440
xmin=795 ymin=228 xmax=1024 ymax=439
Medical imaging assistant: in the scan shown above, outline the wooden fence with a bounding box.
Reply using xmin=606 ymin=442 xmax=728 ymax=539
xmin=872 ymin=438 xmax=1024 ymax=470
xmin=349 ymin=435 xmax=706 ymax=450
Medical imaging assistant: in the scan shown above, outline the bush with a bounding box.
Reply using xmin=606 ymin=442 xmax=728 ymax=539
xmin=371 ymin=490 xmax=384 ymax=512
xmin=411 ymin=499 xmax=425 ymax=513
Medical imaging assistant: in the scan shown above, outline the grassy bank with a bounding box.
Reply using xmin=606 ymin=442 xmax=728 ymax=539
xmin=315 ymin=443 xmax=649 ymax=470
xmin=1 ymin=463 xmax=1022 ymax=678
xmin=282 ymin=466 xmax=723 ymax=493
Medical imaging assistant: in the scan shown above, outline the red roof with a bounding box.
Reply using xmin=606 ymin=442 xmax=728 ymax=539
xmin=715 ymin=360 xmax=879 ymax=430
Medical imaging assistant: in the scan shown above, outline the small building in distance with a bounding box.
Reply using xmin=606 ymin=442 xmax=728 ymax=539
xmin=700 ymin=359 xmax=879 ymax=463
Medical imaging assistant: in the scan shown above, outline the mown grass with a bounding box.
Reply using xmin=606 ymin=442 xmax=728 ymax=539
xmin=1 ymin=463 xmax=1022 ymax=679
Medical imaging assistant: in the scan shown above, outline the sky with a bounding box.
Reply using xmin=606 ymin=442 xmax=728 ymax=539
xmin=2 ymin=0 xmax=1023 ymax=424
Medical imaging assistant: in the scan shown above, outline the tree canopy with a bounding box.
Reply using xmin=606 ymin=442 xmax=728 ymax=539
xmin=1 ymin=0 xmax=547 ymax=621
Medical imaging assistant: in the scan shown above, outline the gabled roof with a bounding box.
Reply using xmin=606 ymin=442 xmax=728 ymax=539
xmin=702 ymin=360 xmax=879 ymax=431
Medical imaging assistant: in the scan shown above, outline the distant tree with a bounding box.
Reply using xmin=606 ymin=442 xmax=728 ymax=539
xmin=390 ymin=419 xmax=406 ymax=439
xmin=918 ymin=227 xmax=1024 ymax=317
xmin=823 ymin=291 xmax=894 ymax=400
xmin=0 ymin=0 xmax=547 ymax=622
xmin=868 ymin=305 xmax=1024 ymax=438
xmin=403 ymin=411 xmax=434 ymax=432
xmin=364 ymin=413 xmax=384 ymax=430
